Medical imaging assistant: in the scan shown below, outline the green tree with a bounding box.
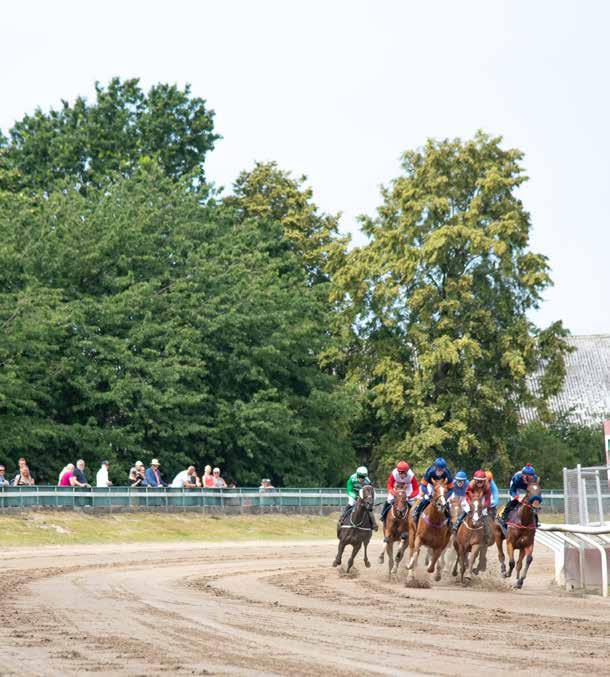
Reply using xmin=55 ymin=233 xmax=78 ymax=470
xmin=335 ymin=132 xmax=571 ymax=477
xmin=0 ymin=165 xmax=356 ymax=485
xmin=227 ymin=162 xmax=347 ymax=284
xmin=0 ymin=78 xmax=218 ymax=193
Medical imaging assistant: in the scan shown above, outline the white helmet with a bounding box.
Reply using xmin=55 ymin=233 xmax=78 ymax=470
xmin=356 ymin=466 xmax=368 ymax=477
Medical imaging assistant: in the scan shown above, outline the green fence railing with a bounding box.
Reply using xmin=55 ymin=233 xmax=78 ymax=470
xmin=0 ymin=486 xmax=568 ymax=513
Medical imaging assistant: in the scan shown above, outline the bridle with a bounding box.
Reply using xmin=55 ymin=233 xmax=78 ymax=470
xmin=392 ymin=489 xmax=408 ymax=519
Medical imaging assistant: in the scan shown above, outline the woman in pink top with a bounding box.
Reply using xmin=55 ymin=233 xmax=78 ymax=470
xmin=59 ymin=463 xmax=75 ymax=486
xmin=202 ymin=465 xmax=215 ymax=488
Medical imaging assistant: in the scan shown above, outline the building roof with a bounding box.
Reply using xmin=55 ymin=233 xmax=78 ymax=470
xmin=521 ymin=334 xmax=610 ymax=425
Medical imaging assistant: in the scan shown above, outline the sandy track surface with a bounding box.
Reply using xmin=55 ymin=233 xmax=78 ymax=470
xmin=1 ymin=539 xmax=609 ymax=676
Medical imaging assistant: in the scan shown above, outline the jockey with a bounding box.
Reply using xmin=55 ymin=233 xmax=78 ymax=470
xmin=485 ymin=470 xmax=499 ymax=517
xmin=453 ymin=470 xmax=491 ymax=538
xmin=453 ymin=470 xmax=469 ymax=498
xmin=499 ymin=464 xmax=540 ymax=528
xmin=412 ymin=457 xmax=454 ymax=526
xmin=341 ymin=466 xmax=378 ymax=530
xmin=380 ymin=460 xmax=419 ymax=526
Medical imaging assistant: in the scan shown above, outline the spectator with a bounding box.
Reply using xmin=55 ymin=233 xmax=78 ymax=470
xmin=58 ymin=463 xmax=75 ymax=487
xmin=202 ymin=465 xmax=215 ymax=488
xmin=96 ymin=460 xmax=112 ymax=488
xmin=72 ymin=459 xmax=90 ymax=487
xmin=145 ymin=459 xmax=167 ymax=487
xmin=58 ymin=465 xmax=70 ymax=484
xmin=259 ymin=478 xmax=275 ymax=492
xmin=0 ymin=465 xmax=9 ymax=488
xmin=171 ymin=466 xmax=200 ymax=489
xmin=212 ymin=467 xmax=227 ymax=488
xmin=129 ymin=461 xmax=146 ymax=487
xmin=14 ymin=466 xmax=36 ymax=486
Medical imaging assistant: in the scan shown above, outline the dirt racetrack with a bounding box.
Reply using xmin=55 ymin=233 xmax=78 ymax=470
xmin=1 ymin=539 xmax=609 ymax=676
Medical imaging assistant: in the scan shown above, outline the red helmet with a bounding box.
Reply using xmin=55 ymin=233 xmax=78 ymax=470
xmin=473 ymin=469 xmax=486 ymax=481
xmin=396 ymin=461 xmax=410 ymax=472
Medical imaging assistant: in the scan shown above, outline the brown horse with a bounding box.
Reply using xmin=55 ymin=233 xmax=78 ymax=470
xmin=333 ymin=484 xmax=375 ymax=573
xmin=453 ymin=497 xmax=487 ymax=584
xmin=406 ymin=480 xmax=451 ymax=582
xmin=378 ymin=487 xmax=410 ymax=576
xmin=493 ymin=482 xmax=541 ymax=589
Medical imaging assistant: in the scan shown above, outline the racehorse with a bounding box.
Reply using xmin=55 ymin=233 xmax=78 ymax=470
xmin=333 ymin=484 xmax=375 ymax=573
xmin=378 ymin=487 xmax=410 ymax=576
xmin=493 ymin=481 xmax=541 ymax=589
xmin=405 ymin=479 xmax=451 ymax=582
xmin=453 ymin=497 xmax=487 ymax=584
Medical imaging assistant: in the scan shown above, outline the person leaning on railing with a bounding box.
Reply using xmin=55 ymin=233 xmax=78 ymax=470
xmin=13 ymin=465 xmax=35 ymax=486
xmin=0 ymin=465 xmax=11 ymax=487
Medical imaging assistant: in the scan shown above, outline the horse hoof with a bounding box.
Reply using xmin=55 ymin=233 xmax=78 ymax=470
xmin=514 ymin=580 xmax=523 ymax=590
xmin=472 ymin=568 xmax=479 ymax=576
xmin=434 ymin=573 xmax=441 ymax=582
xmin=365 ymin=560 xmax=371 ymax=569
xmin=332 ymin=560 xmax=339 ymax=567
xmin=378 ymin=556 xmax=384 ymax=564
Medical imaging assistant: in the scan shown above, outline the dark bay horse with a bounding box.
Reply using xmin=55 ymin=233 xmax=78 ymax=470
xmin=406 ymin=480 xmax=451 ymax=582
xmin=453 ymin=497 xmax=487 ymax=584
xmin=378 ymin=487 xmax=410 ymax=576
xmin=333 ymin=484 xmax=375 ymax=573
xmin=493 ymin=482 xmax=541 ymax=589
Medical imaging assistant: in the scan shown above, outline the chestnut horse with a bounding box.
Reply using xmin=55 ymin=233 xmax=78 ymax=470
xmin=406 ymin=480 xmax=451 ymax=582
xmin=378 ymin=487 xmax=410 ymax=576
xmin=453 ymin=497 xmax=487 ymax=584
xmin=333 ymin=484 xmax=375 ymax=573
xmin=493 ymin=481 xmax=541 ymax=589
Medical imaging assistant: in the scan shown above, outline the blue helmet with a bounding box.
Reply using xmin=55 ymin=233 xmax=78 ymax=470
xmin=522 ymin=464 xmax=536 ymax=476
xmin=454 ymin=470 xmax=468 ymax=482
xmin=434 ymin=457 xmax=447 ymax=470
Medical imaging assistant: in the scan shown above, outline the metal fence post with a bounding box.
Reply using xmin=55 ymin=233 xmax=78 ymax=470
xmin=577 ymin=464 xmax=583 ymax=524
xmin=595 ymin=471 xmax=604 ymax=525
xmin=582 ymin=479 xmax=589 ymax=526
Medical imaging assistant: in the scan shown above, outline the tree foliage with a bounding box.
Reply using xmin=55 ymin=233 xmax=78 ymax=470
xmin=0 ymin=77 xmax=218 ymax=193
xmin=335 ymin=132 xmax=572 ymax=477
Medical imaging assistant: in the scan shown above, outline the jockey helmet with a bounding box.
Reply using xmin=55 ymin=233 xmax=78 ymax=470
xmin=473 ymin=469 xmax=486 ymax=482
xmin=396 ymin=460 xmax=410 ymax=472
xmin=356 ymin=466 xmax=368 ymax=477
xmin=434 ymin=457 xmax=447 ymax=470
xmin=485 ymin=470 xmax=494 ymax=481
xmin=454 ymin=470 xmax=468 ymax=482
xmin=522 ymin=464 xmax=536 ymax=476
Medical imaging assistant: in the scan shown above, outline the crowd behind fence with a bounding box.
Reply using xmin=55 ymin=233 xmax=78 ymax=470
xmin=0 ymin=485 xmax=569 ymax=514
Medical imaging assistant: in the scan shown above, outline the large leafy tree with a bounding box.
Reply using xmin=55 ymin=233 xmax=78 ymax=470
xmin=336 ymin=132 xmax=571 ymax=477
xmin=0 ymin=165 xmax=356 ymax=484
xmin=0 ymin=77 xmax=218 ymax=193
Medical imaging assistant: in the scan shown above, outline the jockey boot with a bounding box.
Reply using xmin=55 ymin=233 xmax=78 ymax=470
xmin=535 ymin=513 xmax=540 ymax=528
xmin=453 ymin=511 xmax=466 ymax=533
xmin=413 ymin=498 xmax=427 ymax=525
xmin=380 ymin=501 xmax=391 ymax=523
xmin=338 ymin=504 xmax=352 ymax=528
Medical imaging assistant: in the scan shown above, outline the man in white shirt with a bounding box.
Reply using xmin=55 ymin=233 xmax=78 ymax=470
xmin=171 ymin=466 xmax=200 ymax=489
xmin=96 ymin=460 xmax=112 ymax=488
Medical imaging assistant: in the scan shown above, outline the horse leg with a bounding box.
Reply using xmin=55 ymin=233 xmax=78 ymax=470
xmin=406 ymin=534 xmax=422 ymax=577
xmin=475 ymin=544 xmax=488 ymax=574
xmin=363 ymin=539 xmax=371 ymax=568
xmin=452 ymin=539 xmax=459 ymax=577
xmin=346 ymin=541 xmax=362 ymax=573
xmin=394 ymin=534 xmax=408 ymax=575
xmin=515 ymin=545 xmax=534 ymax=589
xmin=387 ymin=540 xmax=395 ymax=576
xmin=333 ymin=538 xmax=346 ymax=567
xmin=378 ymin=547 xmax=385 ymax=565
xmin=427 ymin=546 xmax=443 ymax=580
xmin=505 ymin=540 xmax=516 ymax=578
xmin=495 ymin=531 xmax=506 ymax=577
xmin=467 ymin=543 xmax=480 ymax=582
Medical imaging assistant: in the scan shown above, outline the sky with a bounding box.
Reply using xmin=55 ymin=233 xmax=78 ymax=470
xmin=1 ymin=0 xmax=608 ymax=334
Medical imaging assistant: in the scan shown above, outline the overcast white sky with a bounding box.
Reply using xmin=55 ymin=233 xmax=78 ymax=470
xmin=1 ymin=1 xmax=608 ymax=334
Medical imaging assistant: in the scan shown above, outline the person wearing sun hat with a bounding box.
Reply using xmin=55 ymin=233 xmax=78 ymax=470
xmin=145 ymin=458 xmax=167 ymax=487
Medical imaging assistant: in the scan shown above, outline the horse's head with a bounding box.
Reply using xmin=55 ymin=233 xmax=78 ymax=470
xmin=393 ymin=487 xmax=408 ymax=516
xmin=430 ymin=478 xmax=448 ymax=511
xmin=359 ymin=483 xmax=375 ymax=511
xmin=469 ymin=498 xmax=481 ymax=526
xmin=524 ymin=482 xmax=542 ymax=510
